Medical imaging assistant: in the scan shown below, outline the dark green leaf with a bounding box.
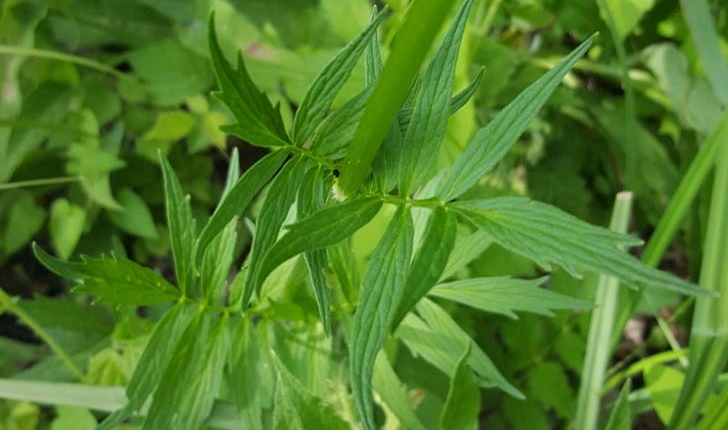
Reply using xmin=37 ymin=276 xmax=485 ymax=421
xmin=439 ymin=344 xmax=480 ymax=430
xmin=243 ymin=158 xmax=309 ymax=306
xmin=292 ymin=8 xmax=387 ymax=145
xmin=452 ymin=197 xmax=709 ymax=296
xmin=309 ymin=88 xmax=373 ymax=158
xmin=259 ymin=197 xmax=382 ymax=289
xmin=431 ymin=276 xmax=593 ymax=318
xmin=604 ymin=380 xmax=632 ymax=430
xmin=196 ymin=150 xmax=288 ymax=266
xmin=392 ymin=206 xmax=456 ymax=329
xmin=272 ymin=354 xmax=348 ymax=430
xmin=209 ymin=16 xmax=290 ymax=148
xmin=350 ymin=205 xmax=413 ymax=430
xmin=160 ymin=154 xmax=196 ymax=296
xmin=438 ymin=36 xmax=595 ymax=200
xmin=33 ymin=244 xmax=178 ymax=305
xmin=399 ymin=0 xmax=474 ymax=194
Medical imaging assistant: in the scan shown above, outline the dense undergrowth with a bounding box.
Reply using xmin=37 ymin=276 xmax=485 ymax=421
xmin=1 ymin=0 xmax=727 ymax=429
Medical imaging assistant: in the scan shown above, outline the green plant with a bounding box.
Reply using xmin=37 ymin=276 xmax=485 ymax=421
xmin=8 ymin=1 xmax=713 ymax=429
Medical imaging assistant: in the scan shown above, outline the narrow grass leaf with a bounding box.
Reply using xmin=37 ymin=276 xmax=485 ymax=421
xmin=364 ymin=7 xmax=383 ymax=86
xmin=244 ymin=158 xmax=308 ymax=305
xmin=399 ymin=0 xmax=474 ymax=194
xmin=222 ymin=147 xmax=241 ymax=198
xmin=396 ymin=299 xmax=522 ymax=398
xmin=200 ymin=220 xmax=237 ymax=305
xmin=439 ymin=344 xmax=480 ymax=430
xmin=696 ymin=384 xmax=728 ymax=430
xmin=372 ymin=352 xmax=427 ymax=430
xmin=392 ymin=206 xmax=456 ymax=329
xmin=160 ymin=154 xmax=195 ymax=296
xmin=143 ymin=312 xmax=230 ymax=430
xmin=228 ymin=319 xmax=266 ymax=430
xmin=196 ymin=150 xmax=288 ymax=265
xmin=33 ymin=244 xmax=178 ymax=305
xmin=350 ymin=205 xmax=413 ymax=430
xmin=310 ymin=88 xmax=372 ymax=158
xmin=259 ymin=197 xmax=382 ymax=287
xmin=438 ymin=35 xmax=595 ymax=200
xmin=297 ymin=167 xmax=333 ymax=333
xmin=604 ymin=380 xmax=632 ymax=430
xmin=452 ymin=197 xmax=709 ymax=296
xmin=209 ymin=16 xmax=290 ymax=148
xmin=292 ymin=8 xmax=387 ymax=145
xmin=97 ymin=302 xmax=196 ymax=429
xmin=430 ymin=276 xmax=592 ymax=318
xmin=272 ymin=354 xmax=348 ymax=430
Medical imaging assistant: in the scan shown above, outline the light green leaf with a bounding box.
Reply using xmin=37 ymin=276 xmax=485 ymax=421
xmin=399 ymin=0 xmax=474 ymax=194
xmin=392 ymin=206 xmax=456 ymax=329
xmin=228 ymin=318 xmax=267 ymax=430
xmin=33 ymin=244 xmax=179 ymax=305
xmin=438 ymin=36 xmax=595 ymax=200
xmin=200 ymin=220 xmax=237 ymax=305
xmin=4 ymin=193 xmax=45 ymax=256
xmin=397 ymin=298 xmax=522 ymax=398
xmin=142 ymin=313 xmax=230 ymax=430
xmin=430 ymin=276 xmax=592 ymax=319
xmin=599 ymin=0 xmax=656 ymax=40
xmin=452 ymin=197 xmax=708 ymax=296
xmin=292 ymin=8 xmax=387 ymax=145
xmin=272 ymin=354 xmax=348 ymax=430
xmin=259 ymin=197 xmax=382 ymax=289
xmin=196 ymin=150 xmax=288 ymax=266
xmin=137 ymin=110 xmax=196 ymax=159
xmin=372 ymin=352 xmax=427 ymax=430
xmin=350 ymin=205 xmax=413 ymax=430
xmin=439 ymin=344 xmax=480 ymax=430
xmin=50 ymin=406 xmax=96 ymax=430
xmin=49 ymin=199 xmax=86 ymax=260
xmin=644 ymin=364 xmax=683 ymax=424
xmin=604 ymin=380 xmax=632 ymax=430
xmin=243 ymin=158 xmax=308 ymax=306
xmin=209 ymin=17 xmax=290 ymax=148
xmin=309 ymin=88 xmax=372 ymax=158
xmin=440 ymin=229 xmax=492 ymax=281
xmin=107 ymin=188 xmax=157 ymax=239
xmin=159 ymin=154 xmax=196 ymax=296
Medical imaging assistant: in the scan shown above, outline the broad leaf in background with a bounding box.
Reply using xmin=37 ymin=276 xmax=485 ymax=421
xmin=350 ymin=205 xmax=413 ymax=429
xmin=430 ymin=276 xmax=592 ymax=318
xmin=272 ymin=354 xmax=348 ymax=430
xmin=399 ymin=0 xmax=473 ymax=194
xmin=49 ymin=198 xmax=86 ymax=259
xmin=209 ymin=17 xmax=290 ymax=148
xmin=372 ymin=352 xmax=427 ymax=430
xmin=439 ymin=344 xmax=480 ymax=430
xmin=137 ymin=110 xmax=196 ymax=160
xmin=438 ymin=36 xmax=595 ymax=200
xmin=33 ymin=244 xmax=178 ymax=305
xmin=292 ymin=7 xmax=386 ymax=145
xmin=107 ymin=188 xmax=157 ymax=239
xmin=599 ymin=0 xmax=656 ymax=40
xmin=160 ymin=154 xmax=196 ymax=296
xmin=398 ymin=298 xmax=522 ymax=398
xmin=452 ymin=198 xmax=707 ymax=296
xmin=3 ymin=192 xmax=45 ymax=257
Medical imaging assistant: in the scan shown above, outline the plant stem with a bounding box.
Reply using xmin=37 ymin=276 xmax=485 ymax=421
xmin=0 ymin=288 xmax=86 ymax=382
xmin=0 ymin=45 xmax=131 ymax=80
xmin=0 ymin=175 xmax=81 ymax=191
xmin=338 ymin=0 xmax=457 ymax=198
xmin=575 ymin=191 xmax=634 ymax=430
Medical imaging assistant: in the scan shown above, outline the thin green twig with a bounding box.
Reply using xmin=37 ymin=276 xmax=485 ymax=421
xmin=0 ymin=175 xmax=81 ymax=191
xmin=0 ymin=45 xmax=131 ymax=80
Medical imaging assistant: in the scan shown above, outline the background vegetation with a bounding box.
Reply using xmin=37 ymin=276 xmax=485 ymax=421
xmin=0 ymin=0 xmax=727 ymax=428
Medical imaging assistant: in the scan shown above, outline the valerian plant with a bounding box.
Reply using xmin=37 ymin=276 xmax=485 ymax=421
xmin=32 ymin=1 xmax=709 ymax=429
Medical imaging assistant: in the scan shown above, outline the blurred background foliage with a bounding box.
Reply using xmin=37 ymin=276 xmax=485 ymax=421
xmin=1 ymin=0 xmax=726 ymax=428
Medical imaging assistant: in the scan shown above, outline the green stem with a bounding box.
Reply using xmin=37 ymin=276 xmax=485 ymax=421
xmin=0 ymin=118 xmax=98 ymax=139
xmin=0 ymin=45 xmax=130 ymax=80
xmin=575 ymin=191 xmax=634 ymax=430
xmin=0 ymin=175 xmax=81 ymax=191
xmin=338 ymin=0 xmax=457 ymax=199
xmin=0 ymin=288 xmax=86 ymax=382
xmin=603 ymin=348 xmax=687 ymax=393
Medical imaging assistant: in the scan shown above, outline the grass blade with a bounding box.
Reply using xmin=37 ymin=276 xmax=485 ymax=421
xmin=575 ymin=191 xmax=634 ymax=430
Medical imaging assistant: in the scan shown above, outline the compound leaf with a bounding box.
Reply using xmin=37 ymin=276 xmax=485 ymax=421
xmin=438 ymin=35 xmax=595 ymax=200
xmin=350 ymin=205 xmax=413 ymax=430
xmin=451 ymin=197 xmax=709 ymax=296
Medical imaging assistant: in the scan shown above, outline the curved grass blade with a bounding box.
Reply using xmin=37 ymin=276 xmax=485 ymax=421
xmin=350 ymin=205 xmax=413 ymax=429
xmin=391 ymin=206 xmax=456 ymax=330
xmin=195 ymin=150 xmax=288 ymax=266
xmin=438 ymin=35 xmax=595 ymax=200
xmin=292 ymin=8 xmax=387 ymax=145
